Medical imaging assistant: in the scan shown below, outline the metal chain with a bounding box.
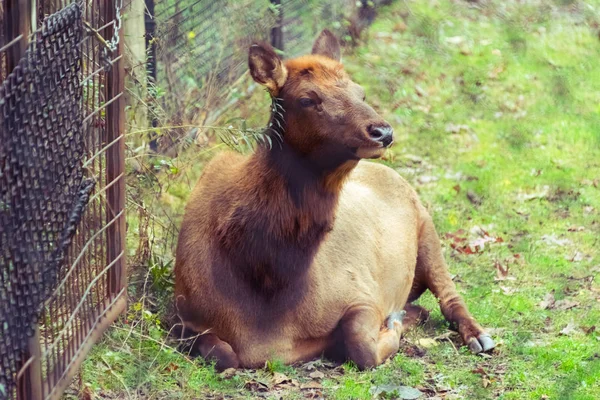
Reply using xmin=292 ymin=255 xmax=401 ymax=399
xmin=107 ymin=0 xmax=123 ymax=52
xmin=87 ymin=0 xmax=122 ymax=71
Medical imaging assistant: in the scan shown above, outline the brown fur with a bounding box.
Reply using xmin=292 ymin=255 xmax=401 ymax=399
xmin=174 ymin=30 xmax=494 ymax=370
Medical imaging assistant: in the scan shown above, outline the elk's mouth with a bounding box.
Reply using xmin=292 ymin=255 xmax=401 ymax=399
xmin=354 ymin=144 xmax=387 ymax=159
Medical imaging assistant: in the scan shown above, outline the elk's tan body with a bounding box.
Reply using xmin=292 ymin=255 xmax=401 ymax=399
xmin=174 ymin=31 xmax=494 ymax=370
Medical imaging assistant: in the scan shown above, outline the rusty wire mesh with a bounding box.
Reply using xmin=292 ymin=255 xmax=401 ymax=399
xmin=0 ymin=0 xmax=126 ymax=399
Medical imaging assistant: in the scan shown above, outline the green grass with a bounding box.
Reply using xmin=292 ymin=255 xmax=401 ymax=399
xmin=74 ymin=1 xmax=600 ymax=398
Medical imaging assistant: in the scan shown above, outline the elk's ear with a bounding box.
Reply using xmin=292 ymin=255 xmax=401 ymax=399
xmin=312 ymin=29 xmax=341 ymax=62
xmin=249 ymin=43 xmax=287 ymax=95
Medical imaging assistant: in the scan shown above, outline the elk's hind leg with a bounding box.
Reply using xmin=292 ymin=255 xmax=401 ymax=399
xmin=415 ymin=214 xmax=495 ymax=353
xmin=177 ymin=322 xmax=239 ymax=371
xmin=340 ymin=307 xmax=404 ymax=370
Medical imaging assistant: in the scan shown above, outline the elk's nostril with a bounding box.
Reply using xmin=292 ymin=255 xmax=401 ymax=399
xmin=367 ymin=124 xmax=394 ymax=147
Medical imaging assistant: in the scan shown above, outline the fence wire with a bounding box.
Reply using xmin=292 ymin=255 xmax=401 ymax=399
xmin=0 ymin=5 xmax=87 ymax=397
xmin=148 ymin=0 xmax=388 ymax=153
xmin=0 ymin=0 xmax=126 ymax=399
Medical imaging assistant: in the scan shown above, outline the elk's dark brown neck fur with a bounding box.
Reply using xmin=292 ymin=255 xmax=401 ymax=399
xmin=216 ymin=109 xmax=357 ymax=299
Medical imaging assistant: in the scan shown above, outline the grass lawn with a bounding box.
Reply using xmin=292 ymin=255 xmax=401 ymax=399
xmin=75 ymin=1 xmax=600 ymax=398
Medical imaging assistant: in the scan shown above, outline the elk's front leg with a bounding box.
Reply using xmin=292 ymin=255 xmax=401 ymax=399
xmin=193 ymin=332 xmax=240 ymax=371
xmin=416 ymin=212 xmax=495 ymax=353
xmin=340 ymin=307 xmax=404 ymax=370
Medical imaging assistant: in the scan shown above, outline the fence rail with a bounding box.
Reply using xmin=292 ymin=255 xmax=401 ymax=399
xmin=0 ymin=0 xmax=126 ymax=399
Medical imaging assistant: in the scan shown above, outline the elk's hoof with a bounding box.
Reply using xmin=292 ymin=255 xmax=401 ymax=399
xmin=468 ymin=334 xmax=495 ymax=354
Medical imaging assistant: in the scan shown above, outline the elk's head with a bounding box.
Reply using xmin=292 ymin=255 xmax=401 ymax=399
xmin=249 ymin=30 xmax=394 ymax=163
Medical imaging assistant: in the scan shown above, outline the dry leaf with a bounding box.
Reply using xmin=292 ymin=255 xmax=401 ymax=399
xmin=554 ymin=299 xmax=579 ymax=310
xmin=488 ymin=65 xmax=504 ymax=79
xmin=567 ymin=252 xmax=587 ymax=262
xmin=500 ymin=285 xmax=516 ymax=295
xmin=81 ymin=386 xmax=93 ymax=400
xmin=271 ymin=372 xmax=292 ymax=385
xmin=163 ymin=362 xmax=179 ymax=373
xmin=244 ymin=379 xmax=269 ymax=393
xmin=301 ymin=381 xmax=323 ymax=390
xmin=539 ymin=293 xmax=555 ymax=310
xmin=582 ymin=326 xmax=596 ymax=335
xmin=309 ymin=371 xmax=325 ymax=380
xmin=393 ymin=21 xmax=408 ymax=33
xmin=370 ymin=384 xmax=423 ymax=399
xmin=494 ymin=261 xmax=512 ymax=281
xmin=467 ymin=190 xmax=482 ymax=206
xmin=559 ymin=322 xmax=578 ymax=336
xmin=219 ymin=368 xmax=236 ymax=379
xmin=416 ymin=338 xmax=438 ymax=348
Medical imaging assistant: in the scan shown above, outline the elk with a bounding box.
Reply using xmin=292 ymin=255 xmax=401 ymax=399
xmin=174 ymin=30 xmax=495 ymax=370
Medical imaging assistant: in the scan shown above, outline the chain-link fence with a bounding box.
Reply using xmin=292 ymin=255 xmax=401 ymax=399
xmin=146 ymin=0 xmax=390 ymax=153
xmin=0 ymin=1 xmax=126 ymax=399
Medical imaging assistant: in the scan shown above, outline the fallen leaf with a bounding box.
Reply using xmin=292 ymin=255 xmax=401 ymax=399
xmin=445 ymin=123 xmax=470 ymax=134
xmin=554 ymin=299 xmax=579 ymax=310
xmin=163 ymin=362 xmax=179 ymax=373
xmin=539 ymin=292 xmax=555 ymax=310
xmin=453 ymin=184 xmax=461 ymax=194
xmin=446 ymin=36 xmax=465 ymax=45
xmin=540 ymin=234 xmax=572 ymax=247
xmin=301 ymin=381 xmax=323 ymax=390
xmin=417 ymin=175 xmax=439 ymax=184
xmin=567 ymin=226 xmax=585 ymax=232
xmin=566 ymin=252 xmax=587 ymax=262
xmin=370 ymin=384 xmax=423 ymax=399
xmin=460 ymin=46 xmax=472 ymax=56
xmin=81 ymin=387 xmax=93 ymax=400
xmin=582 ymin=326 xmax=596 ymax=335
xmin=415 ymin=85 xmax=428 ymax=97
xmin=488 ymin=65 xmax=504 ymax=79
xmin=482 ymin=377 xmax=491 ymax=388
xmin=416 ymin=338 xmax=438 ymax=348
xmin=581 ymin=178 xmax=599 ymax=187
xmin=517 ymin=186 xmax=549 ymax=201
xmin=309 ymin=371 xmax=325 ymax=380
xmin=244 ymin=379 xmax=269 ymax=393
xmin=467 ymin=190 xmax=482 ymax=206
xmin=271 ymin=372 xmax=292 ymax=385
xmin=559 ymin=322 xmax=579 ymax=336
xmin=220 ymin=368 xmax=236 ymax=379
xmin=494 ymin=261 xmax=510 ymax=281
xmin=393 ymin=21 xmax=408 ymax=33
xmin=500 ymin=285 xmax=516 ymax=295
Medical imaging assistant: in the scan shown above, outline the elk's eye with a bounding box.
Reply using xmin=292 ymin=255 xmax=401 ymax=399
xmin=299 ymin=98 xmax=314 ymax=107
xmin=362 ymin=94 xmax=367 ymax=101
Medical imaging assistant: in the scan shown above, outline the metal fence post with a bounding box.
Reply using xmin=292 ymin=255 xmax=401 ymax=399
xmin=104 ymin=2 xmax=127 ymax=298
xmin=270 ymin=0 xmax=283 ymax=51
xmin=145 ymin=0 xmax=159 ymax=133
